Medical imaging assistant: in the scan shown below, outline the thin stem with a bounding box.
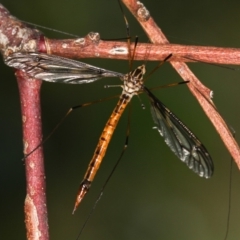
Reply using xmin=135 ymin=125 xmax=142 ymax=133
xmin=0 ymin=5 xmax=49 ymax=240
xmin=16 ymin=70 xmax=49 ymax=240
xmin=44 ymin=37 xmax=240 ymax=65
xmin=121 ymin=0 xmax=240 ymax=169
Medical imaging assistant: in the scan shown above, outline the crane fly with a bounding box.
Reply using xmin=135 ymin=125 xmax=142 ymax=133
xmin=5 ymin=52 xmax=214 ymax=213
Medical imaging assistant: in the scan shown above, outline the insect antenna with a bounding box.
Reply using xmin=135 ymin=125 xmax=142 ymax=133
xmin=117 ymin=0 xmax=139 ymax=70
xmin=117 ymin=0 xmax=131 ymax=61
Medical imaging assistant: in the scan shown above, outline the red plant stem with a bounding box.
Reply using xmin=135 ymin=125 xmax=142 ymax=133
xmin=46 ymin=37 xmax=240 ymax=65
xmin=0 ymin=4 xmax=49 ymax=240
xmin=16 ymin=70 xmax=49 ymax=240
xmin=122 ymin=0 xmax=240 ymax=167
xmin=0 ymin=5 xmax=48 ymax=239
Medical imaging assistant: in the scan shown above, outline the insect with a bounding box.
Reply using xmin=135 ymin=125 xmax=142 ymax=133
xmin=5 ymin=51 xmax=214 ymax=212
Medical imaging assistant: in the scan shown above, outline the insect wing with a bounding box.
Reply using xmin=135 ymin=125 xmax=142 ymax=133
xmin=144 ymin=87 xmax=213 ymax=178
xmin=5 ymin=52 xmax=124 ymax=84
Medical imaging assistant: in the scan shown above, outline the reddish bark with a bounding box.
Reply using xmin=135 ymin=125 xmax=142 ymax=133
xmin=46 ymin=37 xmax=240 ymax=64
xmin=16 ymin=70 xmax=48 ymax=240
xmin=122 ymin=0 xmax=240 ymax=168
xmin=0 ymin=4 xmax=48 ymax=240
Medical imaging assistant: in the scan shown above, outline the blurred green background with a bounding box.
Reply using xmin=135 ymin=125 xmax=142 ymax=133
xmin=1 ymin=0 xmax=240 ymax=239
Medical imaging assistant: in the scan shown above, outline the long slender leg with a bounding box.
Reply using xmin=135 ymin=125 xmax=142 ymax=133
xmin=22 ymin=94 xmax=120 ymax=160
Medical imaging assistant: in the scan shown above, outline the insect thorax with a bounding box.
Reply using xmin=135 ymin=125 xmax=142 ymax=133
xmin=122 ymin=64 xmax=146 ymax=96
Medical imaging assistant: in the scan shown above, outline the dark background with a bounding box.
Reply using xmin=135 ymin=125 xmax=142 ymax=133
xmin=1 ymin=0 xmax=240 ymax=239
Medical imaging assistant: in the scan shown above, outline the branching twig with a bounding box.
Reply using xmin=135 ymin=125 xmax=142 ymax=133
xmin=1 ymin=1 xmax=240 ymax=239
xmin=0 ymin=5 xmax=48 ymax=240
xmin=122 ymin=0 xmax=240 ymax=168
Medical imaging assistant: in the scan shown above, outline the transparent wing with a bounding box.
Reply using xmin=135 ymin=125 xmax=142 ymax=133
xmin=5 ymin=52 xmax=124 ymax=84
xmin=144 ymin=87 xmax=213 ymax=178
